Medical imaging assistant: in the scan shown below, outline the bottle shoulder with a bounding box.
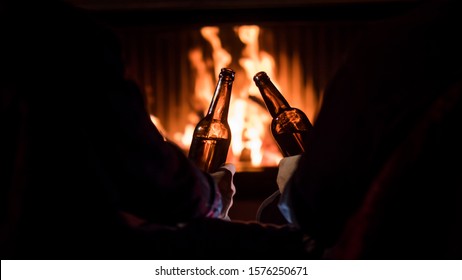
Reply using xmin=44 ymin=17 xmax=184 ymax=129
xmin=271 ymin=108 xmax=312 ymax=134
xmin=193 ymin=118 xmax=231 ymax=139
xmin=273 ymin=107 xmax=310 ymax=121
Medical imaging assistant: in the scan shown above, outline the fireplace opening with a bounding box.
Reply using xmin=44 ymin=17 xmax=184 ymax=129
xmin=71 ymin=0 xmax=419 ymax=221
xmin=114 ymin=22 xmax=367 ymax=170
xmin=76 ymin=0 xmax=418 ymax=169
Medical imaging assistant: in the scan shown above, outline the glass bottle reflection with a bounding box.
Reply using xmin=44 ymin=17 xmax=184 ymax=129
xmin=253 ymin=71 xmax=313 ymax=157
xmin=188 ymin=68 xmax=235 ymax=172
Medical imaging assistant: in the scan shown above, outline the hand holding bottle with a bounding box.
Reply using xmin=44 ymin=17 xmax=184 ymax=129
xmin=253 ymin=71 xmax=312 ymax=224
xmin=188 ymin=68 xmax=236 ymax=219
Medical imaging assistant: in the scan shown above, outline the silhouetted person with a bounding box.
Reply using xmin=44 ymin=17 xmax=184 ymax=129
xmin=278 ymin=0 xmax=462 ymax=259
xmin=0 ymin=0 xmax=307 ymax=259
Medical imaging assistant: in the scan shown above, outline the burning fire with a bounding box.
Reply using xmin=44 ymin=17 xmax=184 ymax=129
xmin=170 ymin=25 xmax=284 ymax=168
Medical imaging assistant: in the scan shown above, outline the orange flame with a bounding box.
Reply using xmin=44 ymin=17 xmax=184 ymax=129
xmin=172 ymin=25 xmax=283 ymax=168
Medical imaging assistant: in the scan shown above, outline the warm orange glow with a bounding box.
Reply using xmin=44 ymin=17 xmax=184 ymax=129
xmin=200 ymin=26 xmax=232 ymax=77
xmin=236 ymin=25 xmax=280 ymax=97
xmin=157 ymin=25 xmax=287 ymax=168
xmin=235 ymin=25 xmax=283 ymax=167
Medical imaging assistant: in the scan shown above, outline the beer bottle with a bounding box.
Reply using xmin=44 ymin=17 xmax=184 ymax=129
xmin=253 ymin=71 xmax=313 ymax=157
xmin=188 ymin=68 xmax=235 ymax=173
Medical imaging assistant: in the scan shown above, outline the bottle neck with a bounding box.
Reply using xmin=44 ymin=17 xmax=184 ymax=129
xmin=207 ymin=69 xmax=234 ymax=122
xmin=254 ymin=72 xmax=290 ymax=118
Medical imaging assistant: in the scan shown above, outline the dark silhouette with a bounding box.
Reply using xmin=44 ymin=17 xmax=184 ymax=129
xmin=0 ymin=0 xmax=308 ymax=259
xmin=283 ymin=0 xmax=462 ymax=259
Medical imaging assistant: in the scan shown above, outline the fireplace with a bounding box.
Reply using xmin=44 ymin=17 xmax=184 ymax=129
xmin=68 ymin=0 xmax=418 ymax=221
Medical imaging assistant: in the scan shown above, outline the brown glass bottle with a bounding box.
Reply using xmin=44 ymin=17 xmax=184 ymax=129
xmin=188 ymin=68 xmax=235 ymax=173
xmin=253 ymin=71 xmax=313 ymax=157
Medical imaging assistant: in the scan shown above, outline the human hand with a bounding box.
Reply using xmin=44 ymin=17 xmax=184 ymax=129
xmin=210 ymin=163 xmax=236 ymax=220
xmin=277 ymin=155 xmax=302 ymax=194
xmin=276 ymin=155 xmax=302 ymax=224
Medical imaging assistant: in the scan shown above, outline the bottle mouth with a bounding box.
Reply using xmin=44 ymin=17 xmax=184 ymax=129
xmin=253 ymin=71 xmax=269 ymax=83
xmin=220 ymin=68 xmax=235 ymax=80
